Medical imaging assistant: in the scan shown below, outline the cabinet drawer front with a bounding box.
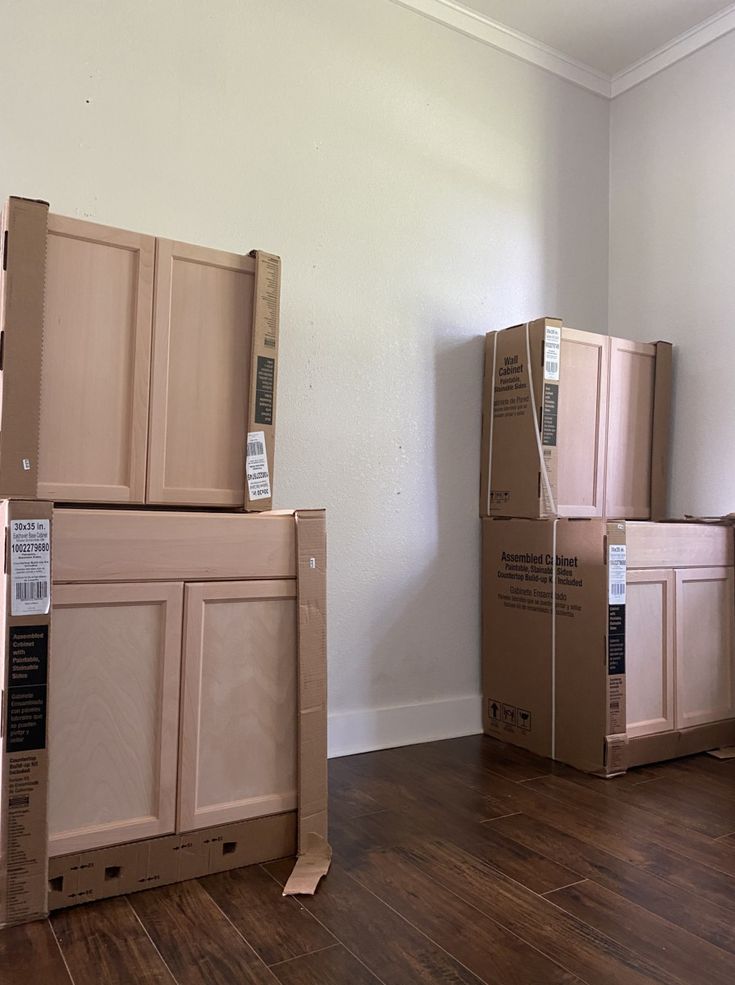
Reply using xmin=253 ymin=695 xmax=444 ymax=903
xmin=39 ymin=214 xmax=154 ymax=504
xmin=52 ymin=509 xmax=296 ymax=582
xmin=626 ymin=569 xmax=675 ymax=737
xmin=675 ymin=567 xmax=735 ymax=729
xmin=626 ymin=523 xmax=734 ymax=569
xmin=48 ymin=582 xmax=183 ymax=855
xmin=147 ymin=240 xmax=256 ymax=507
xmin=178 ymin=581 xmax=298 ymax=832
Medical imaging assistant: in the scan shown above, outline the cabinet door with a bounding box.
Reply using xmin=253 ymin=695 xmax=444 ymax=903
xmin=48 ymin=582 xmax=183 ymax=856
xmin=147 ymin=240 xmax=255 ymax=507
xmin=626 ymin=570 xmax=675 ymax=737
xmin=605 ymin=339 xmax=656 ymax=520
xmin=38 ymin=215 xmax=154 ymax=503
xmin=557 ymin=329 xmax=609 ymax=517
xmin=675 ymin=568 xmax=735 ymax=729
xmin=178 ymin=580 xmax=297 ymax=832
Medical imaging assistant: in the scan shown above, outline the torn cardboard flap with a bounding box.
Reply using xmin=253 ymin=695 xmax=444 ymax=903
xmin=282 ymin=832 xmax=332 ymax=896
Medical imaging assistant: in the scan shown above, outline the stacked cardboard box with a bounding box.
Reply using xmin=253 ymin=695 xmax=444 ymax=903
xmin=480 ymin=317 xmax=735 ymax=775
xmin=0 ymin=197 xmax=329 ymax=930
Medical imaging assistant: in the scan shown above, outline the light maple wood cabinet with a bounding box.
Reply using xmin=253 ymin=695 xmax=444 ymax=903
xmin=40 ymin=216 xmax=256 ymax=507
xmin=625 ymin=525 xmax=735 ymax=738
xmin=48 ymin=510 xmax=302 ymax=857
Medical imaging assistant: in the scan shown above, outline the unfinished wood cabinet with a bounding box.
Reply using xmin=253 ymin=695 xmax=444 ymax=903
xmin=626 ymin=524 xmax=735 ymax=738
xmin=625 ymin=569 xmax=675 ymax=737
xmin=38 ymin=215 xmax=155 ymax=503
xmin=0 ymin=199 xmax=278 ymax=509
xmin=48 ymin=582 xmax=183 ymax=856
xmin=675 ymin=567 xmax=735 ymax=729
xmin=147 ymin=241 xmax=255 ymax=507
xmin=178 ymin=580 xmax=298 ymax=831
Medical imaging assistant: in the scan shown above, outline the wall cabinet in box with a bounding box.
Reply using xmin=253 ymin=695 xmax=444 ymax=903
xmin=0 ymin=198 xmax=279 ymax=509
xmin=47 ymin=509 xmax=314 ymax=858
xmin=625 ymin=524 xmax=735 ymax=739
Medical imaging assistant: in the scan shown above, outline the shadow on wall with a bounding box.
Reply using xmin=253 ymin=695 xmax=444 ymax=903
xmin=359 ymin=331 xmax=485 ymax=750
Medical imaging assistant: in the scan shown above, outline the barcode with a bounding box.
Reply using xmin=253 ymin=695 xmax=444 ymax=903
xmin=15 ymin=580 xmax=48 ymax=601
xmin=610 ymin=583 xmax=625 ymax=598
xmin=609 ymin=701 xmax=620 ymax=711
xmin=247 ymin=441 xmax=265 ymax=458
xmin=264 ymin=336 xmax=276 ymax=348
xmin=545 ymin=360 xmax=559 ymax=376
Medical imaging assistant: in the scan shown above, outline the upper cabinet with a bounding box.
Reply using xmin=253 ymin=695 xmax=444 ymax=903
xmin=0 ymin=199 xmax=280 ymax=510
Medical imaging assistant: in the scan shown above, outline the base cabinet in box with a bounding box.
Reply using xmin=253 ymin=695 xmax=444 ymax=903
xmin=48 ymin=517 xmax=301 ymax=857
xmin=482 ymin=518 xmax=735 ymax=774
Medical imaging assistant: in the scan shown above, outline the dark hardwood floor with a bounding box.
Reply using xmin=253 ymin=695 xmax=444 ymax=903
xmin=3 ymin=735 xmax=735 ymax=984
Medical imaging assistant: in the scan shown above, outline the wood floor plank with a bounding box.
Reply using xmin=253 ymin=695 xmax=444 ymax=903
xmin=328 ymin=759 xmax=385 ymax=821
xmin=0 ymin=919 xmax=72 ymax=985
xmin=270 ymin=945 xmax=383 ymax=985
xmin=200 ymin=863 xmax=336 ymax=966
xmin=349 ymin=841 xmax=682 ymax=985
xmin=489 ymin=812 xmax=735 ymax=956
xmin=129 ymin=879 xmax=277 ymax=985
xmin=50 ymin=896 xmax=175 ymax=985
xmin=547 ymin=878 xmax=735 ymax=985
xmin=263 ymin=859 xmax=488 ymax=984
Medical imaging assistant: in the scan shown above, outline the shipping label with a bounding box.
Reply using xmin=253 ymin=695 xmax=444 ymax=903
xmin=10 ymin=520 xmax=50 ymax=616
xmin=246 ymin=431 xmax=271 ymax=501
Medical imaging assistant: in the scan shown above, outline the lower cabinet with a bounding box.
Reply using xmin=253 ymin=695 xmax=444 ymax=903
xmin=48 ymin=575 xmax=298 ymax=857
xmin=626 ymin=554 xmax=735 ymax=738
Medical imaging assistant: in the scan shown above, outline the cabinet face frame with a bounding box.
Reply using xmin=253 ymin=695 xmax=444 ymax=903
xmin=146 ymin=239 xmax=256 ymax=508
xmin=48 ymin=582 xmax=183 ymax=856
xmin=625 ymin=569 xmax=675 ymax=737
xmin=177 ymin=579 xmax=298 ymax=833
xmin=38 ymin=214 xmax=155 ymax=504
xmin=675 ymin=566 xmax=735 ymax=730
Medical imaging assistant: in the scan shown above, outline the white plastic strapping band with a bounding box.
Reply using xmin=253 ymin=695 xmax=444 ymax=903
xmin=486 ymin=332 xmax=498 ymax=515
xmin=551 ymin=517 xmax=558 ymax=760
xmin=524 ymin=322 xmax=557 ymax=516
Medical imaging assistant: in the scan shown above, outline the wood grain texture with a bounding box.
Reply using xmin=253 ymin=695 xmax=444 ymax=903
xmin=178 ymin=581 xmax=298 ymax=831
xmin=0 ymin=919 xmax=72 ymax=985
xmin=129 ymin=880 xmax=277 ymax=985
xmin=270 ymin=945 xmax=383 ymax=985
xmin=52 ymin=508 xmax=297 ymax=583
xmin=148 ymin=239 xmax=255 ymax=507
xmin=50 ymin=897 xmax=175 ymax=984
xmin=48 ymin=582 xmax=183 ymax=855
xmin=201 ymin=864 xmax=335 ymax=965
xmin=626 ymin=570 xmax=675 ymax=737
xmin=39 ymin=213 xmax=154 ymax=504
xmin=626 ymin=522 xmax=734 ymax=569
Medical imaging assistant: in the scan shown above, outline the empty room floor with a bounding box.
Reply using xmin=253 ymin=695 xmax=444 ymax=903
xmin=3 ymin=734 xmax=735 ymax=985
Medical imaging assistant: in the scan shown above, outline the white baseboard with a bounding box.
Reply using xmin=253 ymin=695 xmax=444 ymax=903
xmin=328 ymin=694 xmax=483 ymax=759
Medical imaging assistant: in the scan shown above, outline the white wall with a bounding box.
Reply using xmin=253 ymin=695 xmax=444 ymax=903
xmin=0 ymin=0 xmax=610 ymax=756
xmin=610 ymin=32 xmax=735 ymax=517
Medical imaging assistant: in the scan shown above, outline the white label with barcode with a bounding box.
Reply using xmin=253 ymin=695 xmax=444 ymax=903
xmin=246 ymin=430 xmax=271 ymax=501
xmin=10 ymin=519 xmax=51 ymax=616
xmin=608 ymin=544 xmax=626 ymax=605
xmin=544 ymin=325 xmax=561 ymax=382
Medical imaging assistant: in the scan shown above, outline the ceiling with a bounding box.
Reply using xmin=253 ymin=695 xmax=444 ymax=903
xmin=460 ymin=0 xmax=734 ymax=76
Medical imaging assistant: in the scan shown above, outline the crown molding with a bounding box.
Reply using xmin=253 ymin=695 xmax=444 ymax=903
xmin=389 ymin=0 xmax=611 ymax=97
xmin=390 ymin=0 xmax=735 ymax=101
xmin=611 ymin=2 xmax=735 ymax=97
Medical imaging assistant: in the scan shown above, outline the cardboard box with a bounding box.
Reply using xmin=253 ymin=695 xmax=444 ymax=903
xmin=482 ymin=518 xmax=735 ymax=775
xmin=0 ymin=196 xmax=279 ymax=511
xmin=1 ymin=507 xmax=328 ymax=929
xmin=479 ymin=319 xmax=672 ymax=520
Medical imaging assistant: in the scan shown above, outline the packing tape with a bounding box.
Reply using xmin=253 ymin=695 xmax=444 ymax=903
xmin=486 ymin=331 xmax=498 ymax=515
xmin=524 ymin=322 xmax=557 ymax=516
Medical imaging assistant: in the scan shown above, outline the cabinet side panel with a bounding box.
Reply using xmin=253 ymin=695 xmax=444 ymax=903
xmin=38 ymin=215 xmax=153 ymax=503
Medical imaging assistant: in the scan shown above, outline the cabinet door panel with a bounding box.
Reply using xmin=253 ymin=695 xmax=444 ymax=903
xmin=179 ymin=580 xmax=297 ymax=832
xmin=147 ymin=240 xmax=255 ymax=507
xmin=557 ymin=329 xmax=608 ymax=517
xmin=675 ymin=568 xmax=735 ymax=729
xmin=39 ymin=214 xmax=154 ymax=503
xmin=605 ymin=340 xmax=656 ymax=520
xmin=48 ymin=582 xmax=183 ymax=856
xmin=626 ymin=570 xmax=675 ymax=737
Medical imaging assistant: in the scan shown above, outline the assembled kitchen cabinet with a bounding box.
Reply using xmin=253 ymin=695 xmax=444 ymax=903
xmin=480 ymin=319 xmax=672 ymax=520
xmin=625 ymin=524 xmax=735 ymax=738
xmin=47 ymin=509 xmax=318 ymax=858
xmin=0 ymin=197 xmax=279 ymax=510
